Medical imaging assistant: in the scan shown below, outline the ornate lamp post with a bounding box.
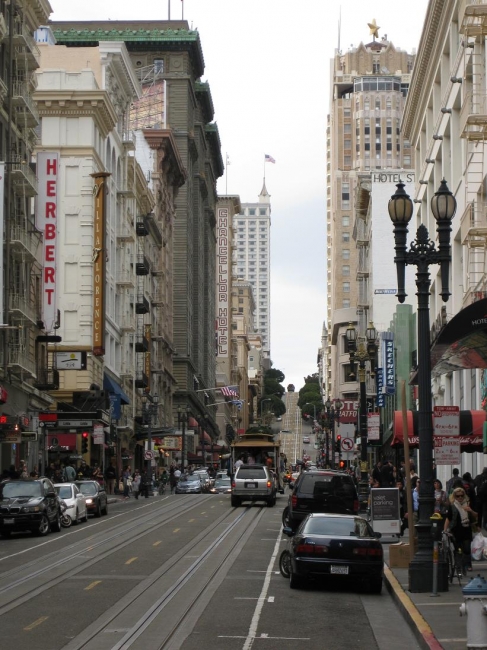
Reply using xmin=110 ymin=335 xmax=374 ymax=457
xmin=177 ymin=406 xmax=190 ymax=471
xmin=388 ymin=179 xmax=455 ymax=593
xmin=346 ymin=322 xmax=378 ymax=510
xmin=142 ymin=394 xmax=158 ymax=489
xmin=324 ymin=398 xmax=343 ymax=469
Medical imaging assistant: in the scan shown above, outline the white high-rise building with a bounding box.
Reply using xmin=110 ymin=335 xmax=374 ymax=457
xmin=232 ymin=182 xmax=271 ymax=356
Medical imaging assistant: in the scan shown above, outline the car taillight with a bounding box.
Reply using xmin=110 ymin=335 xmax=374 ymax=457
xmin=267 ymin=480 xmax=272 ymax=488
xmin=295 ymin=543 xmax=329 ymax=555
xmin=353 ymin=547 xmax=383 ymax=557
xmin=353 ymin=499 xmax=359 ymax=513
xmin=231 ymin=481 xmax=235 ymax=488
xmin=291 ymin=494 xmax=297 ymax=507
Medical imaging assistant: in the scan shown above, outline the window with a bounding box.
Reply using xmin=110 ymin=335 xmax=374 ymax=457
xmin=342 ymin=281 xmax=350 ymax=293
xmin=342 ymin=182 xmax=350 ymax=209
xmin=153 ymin=59 xmax=164 ymax=73
xmin=259 ymin=208 xmax=266 ymax=215
xmin=344 ymin=155 xmax=351 ymax=166
xmin=364 ymin=97 xmax=370 ymax=110
xmin=343 ymin=364 xmax=354 ymax=382
xmin=342 ymin=232 xmax=350 ymax=242
xmin=342 ymin=249 xmax=350 ymax=260
xmin=344 ymin=123 xmax=351 ymax=133
xmin=249 ymin=209 xmax=256 ymax=216
xmin=344 ymin=108 xmax=351 ymax=118
xmin=403 ymin=155 xmax=411 ymax=166
xmin=375 ymin=97 xmax=381 ymax=110
xmin=342 ymin=216 xmax=350 ymax=227
xmin=344 ymin=139 xmax=351 ymax=149
xmin=342 ymin=265 xmax=350 ymax=276
xmin=342 ymin=299 xmax=350 ymax=308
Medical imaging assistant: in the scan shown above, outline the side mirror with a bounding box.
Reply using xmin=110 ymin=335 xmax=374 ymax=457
xmin=288 ymin=481 xmax=294 ymax=489
xmin=374 ymin=531 xmax=382 ymax=539
xmin=282 ymin=526 xmax=294 ymax=537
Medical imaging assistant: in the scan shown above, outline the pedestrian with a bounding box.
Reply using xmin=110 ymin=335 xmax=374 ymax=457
xmin=140 ymin=470 xmax=150 ymax=498
xmin=380 ymin=459 xmax=394 ymax=487
xmin=169 ymin=467 xmax=178 ymax=494
xmin=92 ymin=463 xmax=103 ymax=486
xmin=64 ymin=461 xmax=76 ymax=483
xmin=104 ymin=461 xmax=117 ymax=495
xmin=462 ymin=472 xmax=476 ymax=503
xmin=122 ymin=465 xmax=132 ymax=498
xmin=446 ymin=468 xmax=460 ymax=496
xmin=433 ymin=479 xmax=448 ymax=516
xmin=474 ymin=467 xmax=487 ymax=529
xmin=132 ymin=469 xmax=141 ymax=499
xmin=371 ymin=461 xmax=382 ymax=487
xmin=444 ymin=486 xmax=477 ymax=574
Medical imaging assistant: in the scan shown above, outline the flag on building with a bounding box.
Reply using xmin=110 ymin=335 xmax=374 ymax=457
xmin=220 ymin=385 xmax=239 ymax=398
xmin=229 ymin=399 xmax=244 ymax=410
xmin=265 ymin=154 xmax=275 ymax=164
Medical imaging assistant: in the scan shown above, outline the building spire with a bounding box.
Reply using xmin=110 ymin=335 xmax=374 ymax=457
xmin=260 ymin=178 xmax=269 ymax=197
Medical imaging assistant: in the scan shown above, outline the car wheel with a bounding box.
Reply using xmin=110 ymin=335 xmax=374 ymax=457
xmin=51 ymin=512 xmax=62 ymax=532
xmin=73 ymin=509 xmax=79 ymax=525
xmin=369 ymin=578 xmax=383 ymax=594
xmin=279 ymin=550 xmax=291 ymax=578
xmin=289 ymin=565 xmax=303 ymax=589
xmin=35 ymin=514 xmax=51 ymax=536
xmin=95 ymin=501 xmax=102 ymax=518
xmin=282 ymin=506 xmax=291 ymax=527
xmin=231 ymin=496 xmax=240 ymax=507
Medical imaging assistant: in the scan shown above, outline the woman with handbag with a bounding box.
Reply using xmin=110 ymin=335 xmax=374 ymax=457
xmin=444 ymin=486 xmax=478 ymax=574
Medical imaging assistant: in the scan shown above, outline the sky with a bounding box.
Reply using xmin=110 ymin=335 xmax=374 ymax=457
xmin=49 ymin=0 xmax=428 ymax=392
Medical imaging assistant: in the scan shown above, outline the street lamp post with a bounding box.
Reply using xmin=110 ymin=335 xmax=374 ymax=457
xmin=177 ymin=406 xmax=189 ymax=471
xmin=388 ymin=179 xmax=455 ymax=593
xmin=142 ymin=394 xmax=159 ymax=490
xmin=324 ymin=398 xmax=343 ymax=469
xmin=346 ymin=323 xmax=378 ymax=510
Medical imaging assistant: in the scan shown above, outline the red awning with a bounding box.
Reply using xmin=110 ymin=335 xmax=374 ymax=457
xmin=391 ymin=410 xmax=485 ymax=450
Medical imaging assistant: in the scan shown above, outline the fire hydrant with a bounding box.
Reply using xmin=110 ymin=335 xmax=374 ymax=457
xmin=459 ymin=575 xmax=487 ymax=648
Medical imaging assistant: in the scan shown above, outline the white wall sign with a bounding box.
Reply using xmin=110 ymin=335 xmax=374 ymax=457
xmin=433 ymin=406 xmax=460 ymax=436
xmin=435 ymin=436 xmax=461 ymax=465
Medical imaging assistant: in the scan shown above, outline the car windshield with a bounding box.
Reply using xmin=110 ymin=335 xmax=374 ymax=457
xmin=303 ymin=516 xmax=374 ymax=538
xmin=77 ymin=483 xmax=97 ymax=496
xmin=55 ymin=486 xmax=73 ymax=499
xmin=237 ymin=468 xmax=266 ymax=479
xmin=182 ymin=476 xmax=200 ymax=483
xmin=215 ymin=479 xmax=230 ymax=487
xmin=195 ymin=472 xmax=209 ymax=479
xmin=299 ymin=474 xmax=354 ymax=497
xmin=2 ymin=481 xmax=42 ymax=498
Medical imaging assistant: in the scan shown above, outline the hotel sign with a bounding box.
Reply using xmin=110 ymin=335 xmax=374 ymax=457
xmin=36 ymin=153 xmax=59 ymax=332
xmin=91 ymin=172 xmax=110 ymax=356
xmin=216 ymin=207 xmax=229 ymax=357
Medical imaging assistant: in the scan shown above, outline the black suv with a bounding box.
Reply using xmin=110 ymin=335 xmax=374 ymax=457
xmin=0 ymin=478 xmax=62 ymax=537
xmin=284 ymin=470 xmax=359 ymax=529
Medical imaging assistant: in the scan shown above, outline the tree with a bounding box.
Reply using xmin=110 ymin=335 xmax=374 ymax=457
xmin=266 ymin=368 xmax=285 ymax=384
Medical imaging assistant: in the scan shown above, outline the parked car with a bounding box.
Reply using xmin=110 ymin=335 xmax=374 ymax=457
xmin=54 ymin=483 xmax=88 ymax=525
xmin=283 ymin=513 xmax=383 ymax=592
xmin=231 ymin=464 xmax=277 ymax=507
xmin=0 ymin=478 xmax=62 ymax=537
xmin=75 ymin=480 xmax=108 ymax=517
xmin=210 ymin=477 xmax=232 ymax=494
xmin=284 ymin=469 xmax=359 ymax=530
xmin=193 ymin=470 xmax=211 ymax=492
xmin=175 ymin=474 xmax=203 ymax=494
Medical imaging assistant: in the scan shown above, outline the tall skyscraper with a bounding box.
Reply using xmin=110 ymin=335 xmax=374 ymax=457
xmin=233 ymin=182 xmax=271 ymax=356
xmin=326 ymin=30 xmax=416 ymax=398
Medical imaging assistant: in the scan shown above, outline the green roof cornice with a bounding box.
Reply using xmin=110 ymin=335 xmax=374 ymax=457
xmin=195 ymin=81 xmax=214 ymax=123
xmin=51 ymin=21 xmax=205 ymax=78
xmin=205 ymin=123 xmax=223 ymax=178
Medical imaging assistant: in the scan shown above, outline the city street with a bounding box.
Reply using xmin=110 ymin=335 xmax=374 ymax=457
xmin=0 ymin=493 xmax=419 ymax=650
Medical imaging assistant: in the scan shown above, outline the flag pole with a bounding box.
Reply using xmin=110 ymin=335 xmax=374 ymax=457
xmin=263 ymin=154 xmax=266 ymax=183
xmin=182 ymin=0 xmax=184 ymax=20
xmin=168 ymin=0 xmax=170 ymax=20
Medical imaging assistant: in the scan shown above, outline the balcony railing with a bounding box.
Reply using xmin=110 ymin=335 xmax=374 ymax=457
xmin=460 ymin=92 xmax=487 ymax=139
xmin=12 ymin=82 xmax=39 ymax=127
xmin=9 ymin=225 xmax=42 ymax=263
xmin=9 ymin=156 xmax=38 ymax=196
xmin=12 ymin=24 xmax=41 ymax=68
xmin=9 ymin=292 xmax=38 ymax=324
xmin=8 ymin=344 xmax=36 ymax=376
xmin=460 ymin=200 xmax=487 ymax=243
xmin=459 ymin=0 xmax=487 ymax=35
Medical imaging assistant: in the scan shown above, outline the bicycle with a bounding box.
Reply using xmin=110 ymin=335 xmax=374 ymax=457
xmin=440 ymin=531 xmax=462 ymax=585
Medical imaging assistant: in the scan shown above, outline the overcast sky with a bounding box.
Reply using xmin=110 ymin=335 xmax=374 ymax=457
xmin=49 ymin=0 xmax=427 ymax=392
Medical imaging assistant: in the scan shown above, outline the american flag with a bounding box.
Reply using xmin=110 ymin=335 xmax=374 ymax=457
xmin=265 ymin=154 xmax=276 ymax=164
xmin=220 ymin=385 xmax=239 ymax=398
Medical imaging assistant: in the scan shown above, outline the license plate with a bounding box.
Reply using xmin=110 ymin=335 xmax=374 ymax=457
xmin=330 ymin=565 xmax=349 ymax=575
xmin=3 ymin=518 xmax=14 ymax=525
xmin=245 ymin=482 xmax=257 ymax=489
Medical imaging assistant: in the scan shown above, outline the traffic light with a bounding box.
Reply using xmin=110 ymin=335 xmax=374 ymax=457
xmin=339 ymin=460 xmax=346 ymax=469
xmin=81 ymin=431 xmax=89 ymax=454
xmin=335 ymin=434 xmax=341 ymax=452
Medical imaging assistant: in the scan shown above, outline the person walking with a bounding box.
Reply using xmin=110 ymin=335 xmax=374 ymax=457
xmin=132 ymin=470 xmax=141 ymax=499
xmin=169 ymin=467 xmax=178 ymax=494
xmin=444 ymin=486 xmax=477 ymax=574
xmin=433 ymin=479 xmax=448 ymax=516
xmin=104 ymin=461 xmax=117 ymax=495
xmin=122 ymin=465 xmax=132 ymax=498
xmin=64 ymin=461 xmax=76 ymax=483
xmin=140 ymin=470 xmax=150 ymax=498
xmin=446 ymin=468 xmax=460 ymax=496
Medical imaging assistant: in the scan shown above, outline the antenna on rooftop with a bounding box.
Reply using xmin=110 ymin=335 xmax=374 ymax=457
xmin=337 ymin=6 xmax=341 ymax=53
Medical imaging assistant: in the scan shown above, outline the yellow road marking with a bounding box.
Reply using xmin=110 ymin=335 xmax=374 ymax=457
xmin=153 ymin=541 xmax=162 ymax=547
xmin=24 ymin=617 xmax=48 ymax=631
xmin=125 ymin=557 xmax=137 ymax=565
xmin=85 ymin=580 xmax=101 ymax=591
xmin=173 ymin=528 xmax=180 ymax=533
xmin=188 ymin=518 xmax=195 ymax=522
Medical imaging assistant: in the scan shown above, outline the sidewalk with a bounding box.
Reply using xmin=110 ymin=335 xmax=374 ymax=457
xmin=383 ymin=536 xmax=487 ymax=650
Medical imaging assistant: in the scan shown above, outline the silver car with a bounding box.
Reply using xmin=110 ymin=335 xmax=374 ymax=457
xmin=54 ymin=483 xmax=88 ymax=525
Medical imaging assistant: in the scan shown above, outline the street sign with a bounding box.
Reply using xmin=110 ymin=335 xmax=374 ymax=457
xmin=341 ymin=437 xmax=354 ymax=452
xmin=144 ymin=450 xmax=154 ymax=460
xmin=435 ymin=436 xmax=461 ymax=464
xmin=57 ymin=420 xmax=93 ymax=428
xmin=433 ymin=406 xmax=459 ymax=436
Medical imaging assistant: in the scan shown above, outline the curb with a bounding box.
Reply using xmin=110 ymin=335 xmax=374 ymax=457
xmin=383 ymin=564 xmax=443 ymax=650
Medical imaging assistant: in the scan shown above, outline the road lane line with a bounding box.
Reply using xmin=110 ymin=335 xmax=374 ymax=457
xmin=125 ymin=557 xmax=137 ymax=565
xmin=173 ymin=528 xmax=180 ymax=533
xmin=24 ymin=616 xmax=48 ymax=630
xmin=85 ymin=580 xmax=102 ymax=590
xmin=153 ymin=541 xmax=162 ymax=546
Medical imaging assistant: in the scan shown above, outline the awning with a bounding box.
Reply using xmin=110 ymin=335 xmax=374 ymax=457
xmin=431 ymin=298 xmax=487 ymax=376
xmin=103 ymin=374 xmax=130 ymax=405
xmin=391 ymin=410 xmax=485 ymax=451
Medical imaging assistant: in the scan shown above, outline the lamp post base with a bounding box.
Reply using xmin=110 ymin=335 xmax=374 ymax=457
xmin=409 ymin=558 xmax=449 ymax=593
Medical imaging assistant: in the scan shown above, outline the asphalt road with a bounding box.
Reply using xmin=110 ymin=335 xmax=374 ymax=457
xmin=0 ymin=493 xmax=420 ymax=650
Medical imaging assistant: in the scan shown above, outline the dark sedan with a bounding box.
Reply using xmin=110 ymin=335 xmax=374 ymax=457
xmin=75 ymin=481 xmax=108 ymax=517
xmin=284 ymin=513 xmax=383 ymax=593
xmin=175 ymin=475 xmax=203 ymax=494
xmin=209 ymin=478 xmax=231 ymax=494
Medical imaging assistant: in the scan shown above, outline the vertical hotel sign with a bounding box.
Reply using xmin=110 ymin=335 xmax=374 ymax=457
xmin=90 ymin=172 xmax=110 ymax=356
xmin=36 ymin=153 xmax=58 ymax=331
xmin=380 ymin=331 xmax=395 ymax=395
xmin=216 ymin=207 xmax=229 ymax=357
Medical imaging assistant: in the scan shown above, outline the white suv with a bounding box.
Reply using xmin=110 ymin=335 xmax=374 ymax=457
xmin=231 ymin=464 xmax=277 ymax=507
